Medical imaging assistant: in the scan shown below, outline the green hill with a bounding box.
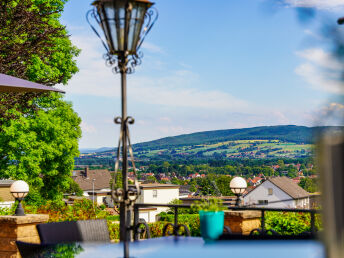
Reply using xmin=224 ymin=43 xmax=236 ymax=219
xmin=77 ymin=125 xmax=343 ymax=163
xmin=133 ymin=125 xmax=340 ymax=150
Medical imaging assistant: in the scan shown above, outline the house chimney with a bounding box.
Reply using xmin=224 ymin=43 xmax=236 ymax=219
xmin=84 ymin=167 xmax=89 ymax=178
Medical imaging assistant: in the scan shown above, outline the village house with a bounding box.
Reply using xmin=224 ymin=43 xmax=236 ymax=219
xmin=247 ymin=177 xmax=263 ymax=186
xmin=243 ymin=176 xmax=310 ymax=209
xmin=72 ymin=168 xmax=112 ymax=197
xmin=136 ymin=183 xmax=180 ymax=223
xmin=0 ymin=180 xmax=15 ymax=208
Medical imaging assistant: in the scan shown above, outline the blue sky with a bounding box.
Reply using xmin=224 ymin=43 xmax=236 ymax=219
xmin=59 ymin=0 xmax=344 ymax=149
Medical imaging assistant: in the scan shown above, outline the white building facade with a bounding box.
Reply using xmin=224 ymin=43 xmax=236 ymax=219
xmin=136 ymin=184 xmax=180 ymax=222
xmin=243 ymin=177 xmax=309 ymax=209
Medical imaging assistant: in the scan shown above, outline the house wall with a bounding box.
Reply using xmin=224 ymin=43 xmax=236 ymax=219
xmin=0 ymin=201 xmax=14 ymax=208
xmin=0 ymin=186 xmax=15 ymax=208
xmin=139 ymin=209 xmax=159 ymax=223
xmin=295 ymin=197 xmax=310 ymax=209
xmin=0 ymin=186 xmax=14 ymax=202
xmin=244 ymin=181 xmax=295 ymax=208
xmin=137 ymin=187 xmax=179 ymax=214
xmin=94 ymin=195 xmax=106 ymax=205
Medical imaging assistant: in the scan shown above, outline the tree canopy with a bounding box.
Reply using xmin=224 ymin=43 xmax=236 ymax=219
xmin=0 ymin=0 xmax=81 ymax=203
xmin=0 ymin=0 xmax=80 ymax=120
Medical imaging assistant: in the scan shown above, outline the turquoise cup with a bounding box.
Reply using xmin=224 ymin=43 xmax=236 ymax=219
xmin=199 ymin=210 xmax=224 ymax=240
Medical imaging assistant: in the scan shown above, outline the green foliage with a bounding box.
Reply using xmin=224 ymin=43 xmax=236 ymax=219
xmin=0 ymin=206 xmax=15 ymax=216
xmin=0 ymin=0 xmax=81 ymax=202
xmin=191 ymin=198 xmax=225 ymax=212
xmin=265 ymin=211 xmax=322 ymax=235
xmin=67 ymin=179 xmax=83 ymax=196
xmin=0 ymin=0 xmax=80 ymax=85
xmin=166 ymin=199 xmax=197 ymax=214
xmin=299 ymin=177 xmax=319 ymax=193
xmin=171 ymin=177 xmax=183 ymax=185
xmin=158 ymin=214 xmax=201 ymax=237
xmin=111 ymin=172 xmax=122 ymax=190
xmin=0 ymin=94 xmax=81 ymax=201
xmin=24 ymin=199 xmax=111 ymax=222
xmin=108 ymin=222 xmax=120 ymax=240
xmin=195 ymin=174 xmax=233 ymax=196
xmin=40 ymin=243 xmax=84 ymax=257
xmin=134 ymin=126 xmax=319 ymax=149
xmin=106 ymin=215 xmax=120 ymax=221
xmin=145 ymin=175 xmax=157 ymax=183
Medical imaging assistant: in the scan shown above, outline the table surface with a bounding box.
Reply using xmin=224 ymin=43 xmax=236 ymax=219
xmin=37 ymin=237 xmax=325 ymax=258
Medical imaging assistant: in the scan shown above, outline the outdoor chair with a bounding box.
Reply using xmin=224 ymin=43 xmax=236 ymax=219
xmin=36 ymin=219 xmax=110 ymax=244
xmin=16 ymin=241 xmax=46 ymax=258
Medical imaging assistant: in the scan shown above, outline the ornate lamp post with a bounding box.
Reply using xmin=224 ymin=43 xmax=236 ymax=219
xmin=87 ymin=0 xmax=158 ymax=244
xmin=230 ymin=177 xmax=247 ymax=207
xmin=10 ymin=180 xmax=29 ymax=216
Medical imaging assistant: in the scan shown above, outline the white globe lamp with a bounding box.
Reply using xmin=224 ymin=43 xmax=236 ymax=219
xmin=230 ymin=177 xmax=247 ymax=207
xmin=10 ymin=180 xmax=29 ymax=216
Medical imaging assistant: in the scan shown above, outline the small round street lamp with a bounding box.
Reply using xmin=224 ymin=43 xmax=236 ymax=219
xmin=10 ymin=180 xmax=29 ymax=216
xmin=230 ymin=177 xmax=247 ymax=207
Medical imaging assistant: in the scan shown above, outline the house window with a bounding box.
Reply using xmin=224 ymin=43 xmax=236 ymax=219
xmin=258 ymin=200 xmax=268 ymax=205
xmin=268 ymin=188 xmax=273 ymax=195
xmin=153 ymin=190 xmax=157 ymax=198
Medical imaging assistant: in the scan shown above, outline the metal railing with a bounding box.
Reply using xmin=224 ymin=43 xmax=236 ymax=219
xmin=133 ymin=203 xmax=321 ymax=240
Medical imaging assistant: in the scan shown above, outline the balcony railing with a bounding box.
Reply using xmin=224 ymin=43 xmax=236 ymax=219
xmin=133 ymin=203 xmax=320 ymax=240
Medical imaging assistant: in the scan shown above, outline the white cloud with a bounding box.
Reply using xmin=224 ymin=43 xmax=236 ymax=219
xmin=303 ymin=29 xmax=324 ymax=41
xmin=309 ymin=102 xmax=344 ymax=125
xmin=157 ymin=125 xmax=188 ymax=135
xmin=159 ymin=117 xmax=172 ymax=123
xmin=295 ymin=48 xmax=344 ymax=94
xmin=285 ymin=0 xmax=344 ymax=10
xmin=80 ymin=121 xmax=97 ymax=133
xmin=296 ymin=48 xmax=341 ymax=70
xmin=141 ymin=42 xmax=165 ymax=54
xmin=59 ymin=34 xmax=249 ymax=111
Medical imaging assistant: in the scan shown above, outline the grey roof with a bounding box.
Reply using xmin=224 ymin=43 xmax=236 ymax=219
xmin=268 ymin=176 xmax=309 ymax=199
xmin=0 ymin=180 xmax=15 ymax=186
xmin=72 ymin=170 xmax=112 ymax=191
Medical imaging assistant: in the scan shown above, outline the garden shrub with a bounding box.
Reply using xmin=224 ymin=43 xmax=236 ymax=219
xmin=265 ymin=211 xmax=322 ymax=235
xmin=25 ymin=199 xmax=111 ymax=222
xmin=158 ymin=214 xmax=200 ymax=236
xmin=108 ymin=221 xmax=120 ymax=240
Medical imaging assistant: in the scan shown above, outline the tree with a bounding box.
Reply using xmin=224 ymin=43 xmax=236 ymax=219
xmin=144 ymin=176 xmax=157 ymax=183
xmin=162 ymin=161 xmax=170 ymax=173
xmin=111 ymin=172 xmax=123 ymax=189
xmin=215 ymin=175 xmax=233 ymax=196
xmin=171 ymin=177 xmax=182 ymax=185
xmin=299 ymin=178 xmax=318 ymax=193
xmin=67 ymin=179 xmax=83 ymax=196
xmin=0 ymin=0 xmax=80 ymax=120
xmin=0 ymin=94 xmax=81 ymax=201
xmin=0 ymin=0 xmax=81 ymax=202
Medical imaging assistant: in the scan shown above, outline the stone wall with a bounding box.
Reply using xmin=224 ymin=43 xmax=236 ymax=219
xmin=224 ymin=210 xmax=261 ymax=235
xmin=0 ymin=214 xmax=49 ymax=258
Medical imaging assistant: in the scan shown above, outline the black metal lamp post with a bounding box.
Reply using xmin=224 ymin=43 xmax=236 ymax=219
xmin=87 ymin=0 xmax=158 ymax=246
xmin=230 ymin=177 xmax=247 ymax=207
xmin=10 ymin=180 xmax=29 ymax=216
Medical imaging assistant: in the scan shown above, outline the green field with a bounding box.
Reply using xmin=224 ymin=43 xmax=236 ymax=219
xmin=131 ymin=139 xmax=313 ymax=159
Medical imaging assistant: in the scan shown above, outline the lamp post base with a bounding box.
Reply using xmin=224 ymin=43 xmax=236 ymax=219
xmin=235 ymin=194 xmax=242 ymax=207
xmin=15 ymin=199 xmax=25 ymax=216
